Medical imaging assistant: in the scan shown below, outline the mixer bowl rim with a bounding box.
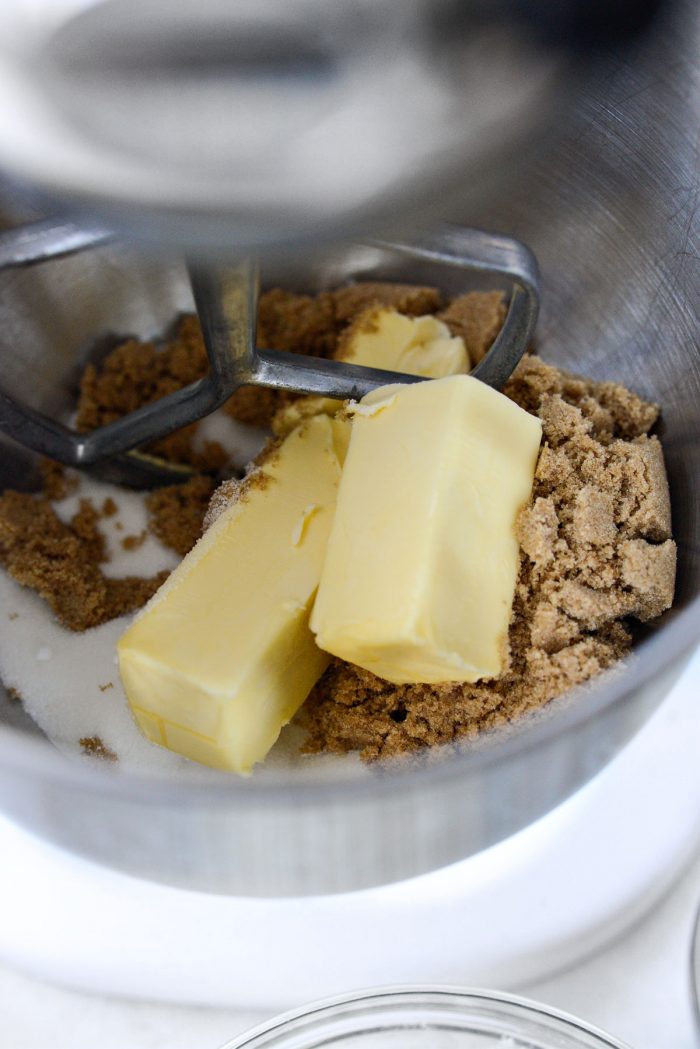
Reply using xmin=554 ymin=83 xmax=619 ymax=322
xmin=0 ymin=588 xmax=697 ymax=805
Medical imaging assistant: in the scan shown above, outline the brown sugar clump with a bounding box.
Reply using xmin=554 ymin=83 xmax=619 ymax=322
xmin=224 ymin=386 xmax=288 ymax=429
xmin=257 ymin=287 xmax=338 ymax=357
xmin=619 ymin=539 xmax=677 ymax=620
xmin=40 ymin=459 xmax=79 ymax=501
xmin=76 ymin=316 xmax=208 ymax=431
xmin=103 ymin=573 xmax=170 ymax=619
xmin=300 ymin=353 xmax=676 ymax=760
xmin=0 ymin=491 xmax=110 ymax=631
xmin=438 ymin=291 xmax=507 ymax=364
xmin=146 ymin=475 xmax=215 ymax=557
xmin=76 ymin=316 xmax=227 ymax=473
xmin=70 ymin=499 xmax=108 ymax=564
xmin=329 ymin=283 xmax=443 ymax=324
xmin=148 ymin=423 xmax=229 ymax=476
xmin=0 ymin=490 xmax=167 ymax=631
xmin=80 ymin=736 xmax=117 ymax=761
xmin=121 ymin=532 xmax=147 ymax=551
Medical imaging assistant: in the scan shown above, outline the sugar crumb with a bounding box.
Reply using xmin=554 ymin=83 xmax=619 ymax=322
xmin=80 ymin=736 xmax=118 ymax=762
xmin=146 ymin=475 xmax=215 ymax=556
xmin=40 ymin=459 xmax=78 ymax=501
xmin=121 ymin=531 xmax=147 ymax=551
xmin=438 ymin=291 xmax=506 ymax=364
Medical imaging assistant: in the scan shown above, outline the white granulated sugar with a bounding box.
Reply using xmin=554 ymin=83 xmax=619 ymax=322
xmin=0 ymin=572 xmax=195 ymax=776
xmin=203 ymin=475 xmax=247 ymax=530
xmin=52 ymin=475 xmax=181 ymax=579
xmin=194 ymin=409 xmax=268 ymax=469
xmin=0 ymin=472 xmax=366 ymax=782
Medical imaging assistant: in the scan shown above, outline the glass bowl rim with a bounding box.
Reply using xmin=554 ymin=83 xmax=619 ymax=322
xmin=218 ymin=985 xmax=631 ymax=1049
xmin=690 ymin=898 xmax=700 ymax=1035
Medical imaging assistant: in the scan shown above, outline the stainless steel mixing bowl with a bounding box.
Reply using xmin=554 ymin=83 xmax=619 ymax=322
xmin=0 ymin=0 xmax=697 ymax=896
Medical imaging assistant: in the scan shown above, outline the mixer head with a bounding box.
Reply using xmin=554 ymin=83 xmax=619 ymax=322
xmin=0 ymin=0 xmax=665 ymax=482
xmin=0 ymin=0 xmax=665 ymax=250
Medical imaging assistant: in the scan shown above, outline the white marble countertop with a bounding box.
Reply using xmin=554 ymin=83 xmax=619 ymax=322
xmin=0 ymin=843 xmax=697 ymax=1049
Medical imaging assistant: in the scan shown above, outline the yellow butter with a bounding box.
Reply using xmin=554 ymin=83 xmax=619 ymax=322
xmin=311 ymin=376 xmax=542 ymax=685
xmin=271 ymin=396 xmax=341 ymax=437
xmin=118 ymin=414 xmax=348 ymax=773
xmin=271 ymin=309 xmax=469 ymax=437
xmin=337 ymin=307 xmax=469 ymax=377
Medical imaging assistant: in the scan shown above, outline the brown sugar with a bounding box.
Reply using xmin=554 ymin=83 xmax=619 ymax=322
xmin=69 ymin=498 xmax=108 ymax=564
xmin=39 ymin=459 xmax=78 ymax=501
xmin=0 ymin=490 xmax=168 ymax=631
xmin=75 ymin=315 xmax=227 ymax=473
xmin=121 ymin=531 xmax=147 ymax=551
xmin=224 ymin=386 xmax=288 ymax=429
xmin=80 ymin=736 xmax=117 ymax=761
xmin=438 ymin=291 xmax=507 ymax=364
xmin=330 ymin=283 xmax=443 ymax=324
xmin=300 ymin=354 xmax=676 ymax=760
xmin=256 ymin=287 xmax=339 ymax=357
xmin=145 ymin=475 xmax=215 ymax=557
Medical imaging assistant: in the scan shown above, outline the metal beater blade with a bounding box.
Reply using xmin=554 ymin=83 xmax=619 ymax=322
xmin=0 ymin=220 xmax=539 ymax=487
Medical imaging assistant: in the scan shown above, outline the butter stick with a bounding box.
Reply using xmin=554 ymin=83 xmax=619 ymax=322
xmin=118 ymin=415 xmax=348 ymax=773
xmin=337 ymin=306 xmax=469 ymax=377
xmin=272 ymin=308 xmax=469 ymax=438
xmin=311 ymin=376 xmax=542 ymax=685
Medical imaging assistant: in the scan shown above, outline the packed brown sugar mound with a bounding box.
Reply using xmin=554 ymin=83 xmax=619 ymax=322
xmin=0 ymin=489 xmax=169 ymax=631
xmin=300 ymin=355 xmax=675 ymax=760
xmin=0 ymin=471 xmax=213 ymax=632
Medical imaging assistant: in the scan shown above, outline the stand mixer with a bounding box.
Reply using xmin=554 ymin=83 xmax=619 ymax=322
xmin=0 ymin=0 xmax=698 ymax=909
xmin=0 ymin=0 xmax=641 ymax=249
xmin=0 ymin=0 xmax=665 ymax=481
